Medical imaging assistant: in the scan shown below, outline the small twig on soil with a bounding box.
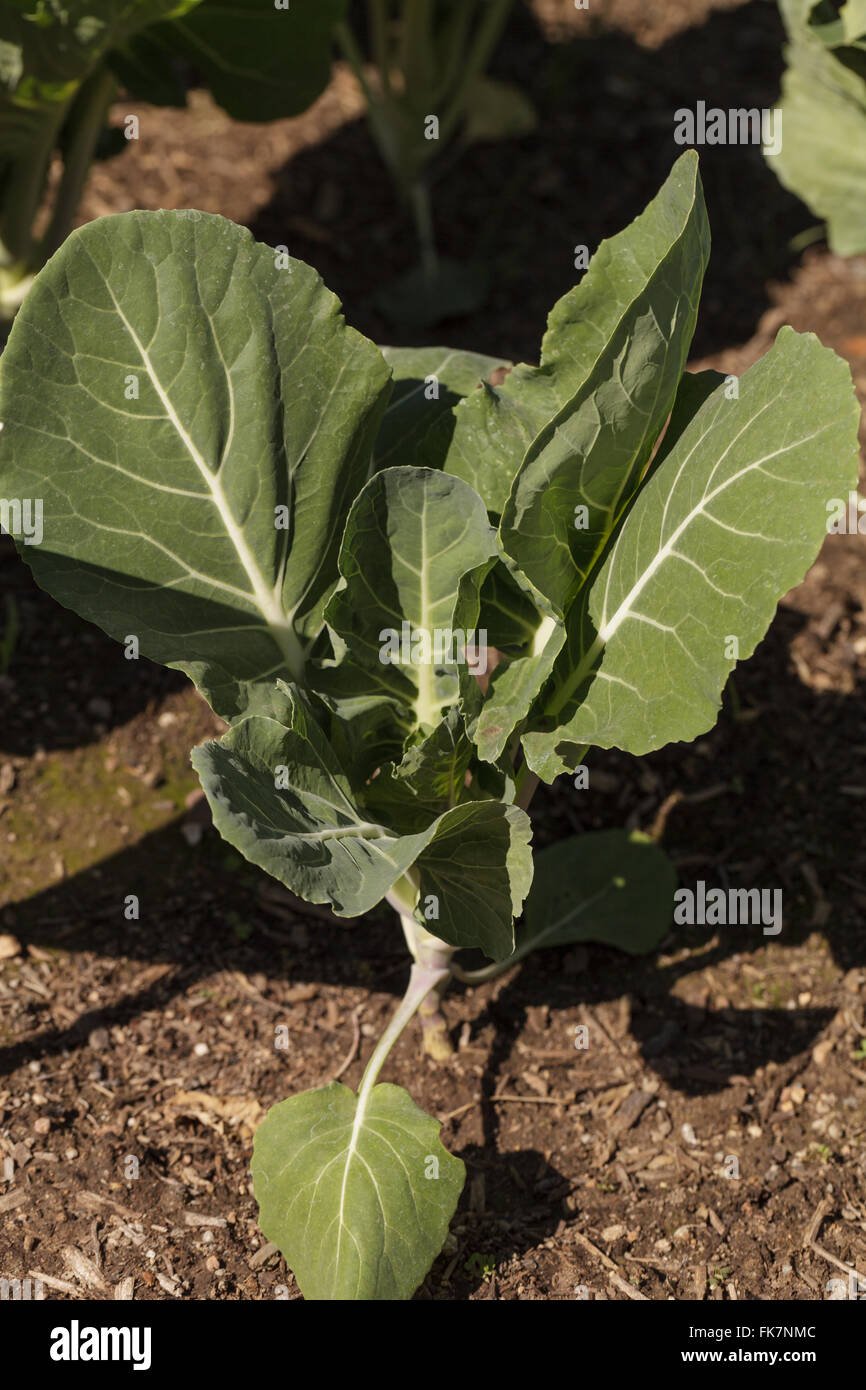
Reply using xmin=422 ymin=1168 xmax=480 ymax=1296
xmin=624 ymin=1254 xmax=679 ymax=1273
xmin=810 ymin=1241 xmax=863 ymax=1282
xmin=573 ymin=1229 xmax=621 ymax=1274
xmin=759 ymin=1054 xmax=809 ymax=1124
xmin=29 ymin=1270 xmax=80 ymax=1297
xmin=575 ymin=1233 xmax=650 ymax=1299
xmin=580 ymin=1003 xmax=629 ymax=1058
xmin=490 ymin=1092 xmax=576 ymax=1105
xmin=331 ymin=1005 xmax=363 ymax=1081
xmin=608 ymin=1269 xmax=649 ymax=1301
xmin=440 ymin=1096 xmax=481 ymax=1123
xmin=575 ymin=1228 xmax=651 ymax=1297
xmin=803 ymin=1196 xmax=833 ymax=1248
xmin=804 ymin=1196 xmax=863 ymax=1282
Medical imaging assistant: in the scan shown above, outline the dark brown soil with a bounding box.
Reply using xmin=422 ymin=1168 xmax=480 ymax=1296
xmin=1 ymin=0 xmax=865 ymax=1302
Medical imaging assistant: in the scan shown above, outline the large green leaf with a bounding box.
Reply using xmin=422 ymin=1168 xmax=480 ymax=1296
xmin=252 ymin=1080 xmax=464 ymax=1301
xmin=191 ymin=689 xmax=530 ymax=958
xmin=325 ymin=467 xmax=497 ymax=734
xmin=374 ymin=346 xmax=510 ymax=471
xmin=522 ymin=328 xmax=860 ymax=780
xmin=437 ymin=151 xmax=708 ymax=518
xmin=116 ymin=0 xmax=347 ymax=123
xmin=520 ymin=830 xmax=675 ymax=956
xmin=770 ymin=0 xmax=866 ymax=255
xmin=444 ymin=152 xmax=709 ymax=763
xmin=499 ymin=151 xmax=709 ymax=617
xmin=0 ymin=211 xmax=391 ymax=720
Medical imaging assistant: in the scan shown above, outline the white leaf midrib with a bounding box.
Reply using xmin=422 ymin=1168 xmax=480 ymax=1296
xmin=96 ymin=267 xmax=304 ymax=678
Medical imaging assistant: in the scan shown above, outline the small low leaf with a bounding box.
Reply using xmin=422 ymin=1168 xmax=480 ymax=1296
xmin=520 ymin=829 xmax=676 ymax=956
xmin=462 ymin=75 xmax=537 ymax=144
xmin=252 ymin=1080 xmax=464 ymax=1301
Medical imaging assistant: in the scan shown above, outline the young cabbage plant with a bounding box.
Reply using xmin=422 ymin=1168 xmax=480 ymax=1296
xmin=333 ymin=0 xmax=534 ymax=323
xmin=0 ymin=151 xmax=858 ymax=1299
xmin=0 ymin=0 xmax=344 ymax=319
xmin=769 ymin=0 xmax=866 ymax=254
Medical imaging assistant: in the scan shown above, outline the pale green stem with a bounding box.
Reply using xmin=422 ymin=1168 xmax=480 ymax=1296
xmin=367 ymin=0 xmax=393 ymax=99
xmin=334 ymin=18 xmax=406 ymax=189
xmin=356 ymin=960 xmax=450 ymax=1103
xmin=0 ymin=112 xmax=62 ymax=270
xmin=452 ymin=936 xmax=535 ymax=985
xmin=409 ymin=178 xmax=437 ymax=281
xmin=431 ymin=0 xmax=476 ymax=106
xmin=386 ymin=873 xmax=456 ymax=1059
xmin=40 ymin=65 xmax=116 ymax=263
xmin=437 ymin=0 xmax=513 ymax=146
xmin=401 ymin=913 xmax=456 ymax=1060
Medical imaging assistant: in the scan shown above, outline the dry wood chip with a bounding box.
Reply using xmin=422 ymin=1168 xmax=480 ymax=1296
xmin=109 ymin=1217 xmax=146 ymax=1247
xmin=133 ymin=964 xmax=175 ymax=990
xmin=62 ymin=1246 xmax=108 ymax=1292
xmin=284 ymin=983 xmax=319 ymax=1004
xmin=167 ymin=1090 xmax=263 ymax=1138
xmin=114 ymin=1277 xmax=135 ymax=1300
xmin=156 ymin=1273 xmax=183 ymax=1296
xmin=610 ymin=1089 xmax=654 ymax=1135
xmin=707 ymin=1206 xmax=726 ymax=1236
xmin=184 ymin=1211 xmax=227 ymax=1228
xmin=248 ymin=1241 xmax=279 ymax=1271
xmin=0 ymin=1187 xmax=28 ymax=1213
xmin=29 ymin=1270 xmax=80 ymax=1296
xmin=608 ymin=1269 xmax=649 ymax=1301
xmin=73 ymin=1190 xmax=139 ymax=1220
xmin=595 ymin=1082 xmax=633 ymax=1114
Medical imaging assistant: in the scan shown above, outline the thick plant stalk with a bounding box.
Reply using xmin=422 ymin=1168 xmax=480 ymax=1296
xmin=389 ymin=875 xmax=457 ymax=1060
xmin=356 ymin=958 xmax=451 ymax=1097
xmin=416 ymin=960 xmax=455 ymax=1060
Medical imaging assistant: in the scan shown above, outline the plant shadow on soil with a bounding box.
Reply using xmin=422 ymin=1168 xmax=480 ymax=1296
xmin=3 ymin=597 xmax=861 ymax=1099
xmin=250 ymin=0 xmax=806 ymax=365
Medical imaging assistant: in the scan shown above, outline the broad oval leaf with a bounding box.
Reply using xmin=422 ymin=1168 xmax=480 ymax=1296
xmin=252 ymin=1080 xmax=464 ymax=1301
xmin=134 ymin=0 xmax=348 ymax=123
xmin=0 ymin=210 xmax=391 ymax=719
xmin=520 ymin=829 xmax=676 ymax=956
xmin=523 ymin=328 xmax=860 ymax=779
